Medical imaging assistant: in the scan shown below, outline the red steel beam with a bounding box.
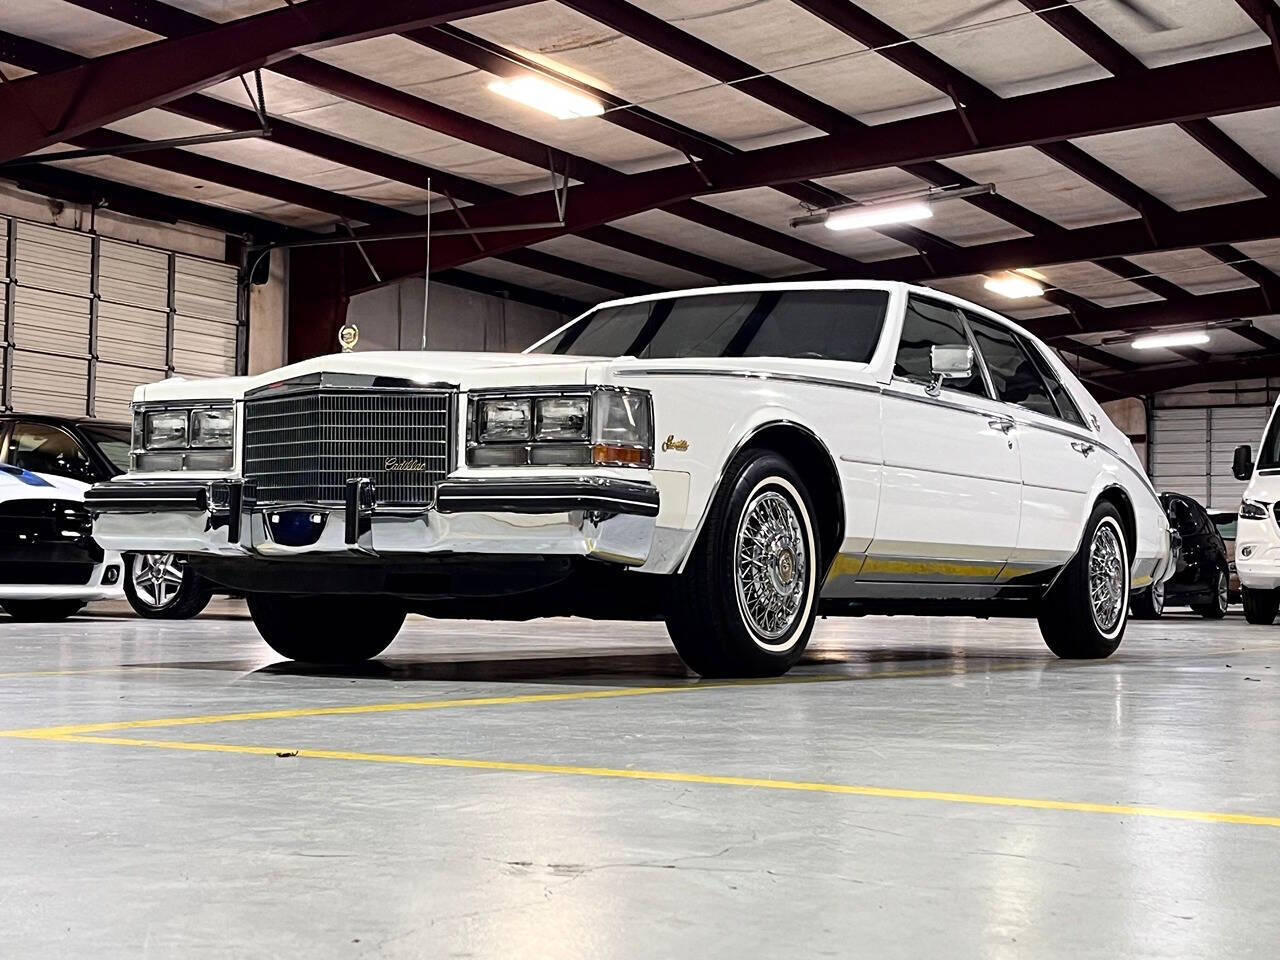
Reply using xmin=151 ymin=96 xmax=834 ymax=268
xmin=790 ymin=0 xmax=1241 ymax=312
xmin=0 ymin=0 xmax=533 ymax=164
xmin=336 ymin=47 xmax=1280 ymax=281
xmin=1023 ymin=287 xmax=1277 ymax=340
xmin=58 ymin=0 xmax=841 ymax=275
xmin=1 ymin=30 xmax=751 ymax=293
xmin=1092 ymin=352 xmax=1280 ymax=396
xmin=555 ymin=0 xmax=1037 ymax=252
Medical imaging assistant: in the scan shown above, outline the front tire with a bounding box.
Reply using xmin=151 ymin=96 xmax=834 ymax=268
xmin=1191 ymin=568 xmax=1229 ymax=620
xmin=1038 ymin=503 xmax=1129 ymax=659
xmin=124 ymin=553 xmax=213 ymax=620
xmin=247 ymin=594 xmax=405 ymax=663
xmin=1 ymin=599 xmax=86 ymax=622
xmin=1131 ymin=580 xmax=1164 ymax=620
xmin=665 ymin=451 xmax=820 ymax=678
xmin=1242 ymin=586 xmax=1280 ymax=625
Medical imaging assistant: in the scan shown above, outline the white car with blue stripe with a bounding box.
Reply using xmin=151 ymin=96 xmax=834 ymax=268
xmin=0 ymin=464 xmax=124 ymax=621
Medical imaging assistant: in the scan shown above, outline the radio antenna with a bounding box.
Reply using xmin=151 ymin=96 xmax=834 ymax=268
xmin=420 ymin=178 xmax=431 ymax=351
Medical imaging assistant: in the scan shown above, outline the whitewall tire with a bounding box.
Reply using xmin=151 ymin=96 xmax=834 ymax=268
xmin=666 ymin=451 xmax=820 ymax=677
xmin=1038 ymin=503 xmax=1129 ymax=659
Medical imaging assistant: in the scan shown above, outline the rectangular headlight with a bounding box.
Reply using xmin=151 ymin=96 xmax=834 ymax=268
xmin=145 ymin=409 xmax=189 ymax=449
xmin=536 ymin=396 xmax=589 ymax=440
xmin=593 ymin=391 xmax=651 ymax=449
xmin=479 ymin=398 xmax=532 ymax=442
xmin=468 ymin=388 xmax=652 ymax=468
xmin=191 ymin=408 xmax=235 ymax=448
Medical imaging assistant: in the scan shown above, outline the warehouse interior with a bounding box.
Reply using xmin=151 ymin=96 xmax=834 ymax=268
xmin=3 ymin=0 xmax=1280 ymax=956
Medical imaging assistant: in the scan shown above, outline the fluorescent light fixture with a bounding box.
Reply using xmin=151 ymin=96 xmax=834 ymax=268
xmin=1131 ymin=331 xmax=1211 ymax=350
xmin=824 ymin=200 xmax=933 ymax=232
xmin=983 ymin=270 xmax=1045 ymax=299
xmin=488 ymin=75 xmax=604 ymax=119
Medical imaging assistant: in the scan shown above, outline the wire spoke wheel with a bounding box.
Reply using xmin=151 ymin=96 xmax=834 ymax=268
xmin=1088 ymin=524 xmax=1125 ymax=633
xmin=734 ymin=489 xmax=808 ymax=643
xmin=133 ymin=553 xmax=186 ymax=609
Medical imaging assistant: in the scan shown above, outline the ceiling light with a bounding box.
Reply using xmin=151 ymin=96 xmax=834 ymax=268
xmin=983 ymin=270 xmax=1045 ymax=299
xmin=1131 ymin=331 xmax=1211 ymax=350
xmin=488 ymin=75 xmax=604 ymax=119
xmin=823 ymin=200 xmax=933 ymax=232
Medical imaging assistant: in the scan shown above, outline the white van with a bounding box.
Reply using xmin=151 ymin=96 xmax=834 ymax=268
xmin=1231 ymin=401 xmax=1280 ymax=624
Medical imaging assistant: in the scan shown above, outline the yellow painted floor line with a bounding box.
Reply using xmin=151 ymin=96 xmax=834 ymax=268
xmin=40 ymin=733 xmax=1280 ymax=829
xmin=0 ymin=660 xmax=1049 ymax=739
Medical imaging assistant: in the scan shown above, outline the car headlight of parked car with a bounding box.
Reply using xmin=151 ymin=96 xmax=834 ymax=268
xmin=1239 ymin=498 xmax=1269 ymax=520
xmin=132 ymin=402 xmax=236 ymax=471
xmin=468 ymin=388 xmax=652 ymax=468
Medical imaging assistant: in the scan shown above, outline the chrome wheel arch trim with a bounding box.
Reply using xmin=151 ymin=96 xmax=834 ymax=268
xmin=671 ymin=416 xmax=845 ymax=578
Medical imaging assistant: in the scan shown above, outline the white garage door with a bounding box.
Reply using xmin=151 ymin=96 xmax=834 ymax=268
xmin=1150 ymin=406 xmax=1271 ymax=511
xmin=1 ymin=216 xmax=243 ymax=424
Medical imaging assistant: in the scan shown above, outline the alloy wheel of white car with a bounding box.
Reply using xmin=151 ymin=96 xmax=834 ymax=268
xmin=133 ymin=553 xmax=186 ymax=609
xmin=124 ymin=552 xmax=214 ymax=620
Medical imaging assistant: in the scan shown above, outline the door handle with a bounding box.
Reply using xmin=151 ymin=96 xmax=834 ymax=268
xmin=1071 ymin=441 xmax=1095 ymax=457
xmin=987 ymin=418 xmax=1015 ymax=434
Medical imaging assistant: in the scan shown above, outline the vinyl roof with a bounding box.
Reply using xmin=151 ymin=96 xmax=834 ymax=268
xmin=2 ymin=0 xmax=1279 ymax=397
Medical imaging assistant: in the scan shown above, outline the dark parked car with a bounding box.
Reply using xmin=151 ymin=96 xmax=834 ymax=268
xmin=1132 ymin=492 xmax=1231 ymax=619
xmin=0 ymin=414 xmax=215 ymax=619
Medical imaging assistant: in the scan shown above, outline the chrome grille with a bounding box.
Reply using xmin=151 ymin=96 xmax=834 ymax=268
xmin=242 ymin=389 xmax=453 ymax=505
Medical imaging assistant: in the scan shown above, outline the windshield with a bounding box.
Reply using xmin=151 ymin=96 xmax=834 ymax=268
xmin=528 ymin=289 xmax=890 ymax=362
xmin=82 ymin=426 xmax=132 ymax=475
xmin=1259 ymin=410 xmax=1280 ymax=473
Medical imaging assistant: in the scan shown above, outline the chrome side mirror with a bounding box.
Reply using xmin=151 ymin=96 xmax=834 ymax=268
xmin=927 ymin=344 xmax=974 ymax=397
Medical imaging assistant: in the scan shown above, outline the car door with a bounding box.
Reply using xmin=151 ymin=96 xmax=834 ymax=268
xmin=869 ymin=296 xmax=1022 ymax=583
xmin=961 ymin=314 xmax=1097 ymax=581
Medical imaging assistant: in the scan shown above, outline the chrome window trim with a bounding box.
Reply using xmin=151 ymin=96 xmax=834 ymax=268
xmin=882 ymin=381 xmax=1011 ymax=422
xmin=615 ymin=367 xmax=882 ymax=396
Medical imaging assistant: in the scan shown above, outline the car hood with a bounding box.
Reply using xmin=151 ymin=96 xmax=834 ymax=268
xmin=136 ymin=351 xmax=620 ymax=401
xmin=0 ymin=467 xmax=89 ymax=502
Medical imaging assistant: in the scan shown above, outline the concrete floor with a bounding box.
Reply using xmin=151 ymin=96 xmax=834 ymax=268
xmin=2 ymin=602 xmax=1279 ymax=959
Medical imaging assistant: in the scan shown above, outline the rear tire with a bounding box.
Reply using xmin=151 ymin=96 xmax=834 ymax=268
xmin=1038 ymin=502 xmax=1129 ymax=659
xmin=1242 ymin=586 xmax=1280 ymax=625
xmin=124 ymin=553 xmax=214 ymax=620
xmin=665 ymin=451 xmax=820 ymax=678
xmin=1131 ymin=580 xmax=1164 ymax=620
xmin=247 ymin=593 xmax=405 ymax=663
xmin=1 ymin=599 xmax=86 ymax=622
xmin=1190 ymin=569 xmax=1229 ymax=620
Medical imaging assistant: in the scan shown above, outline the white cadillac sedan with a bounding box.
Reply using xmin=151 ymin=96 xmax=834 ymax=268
xmin=87 ymin=282 xmax=1172 ymax=676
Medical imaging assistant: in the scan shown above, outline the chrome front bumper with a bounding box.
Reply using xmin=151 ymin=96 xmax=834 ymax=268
xmin=86 ymin=476 xmax=659 ymax=567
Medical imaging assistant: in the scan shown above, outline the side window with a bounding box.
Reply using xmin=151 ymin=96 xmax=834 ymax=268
xmin=1017 ymin=334 xmax=1087 ymax=428
xmin=965 ymin=314 xmax=1057 ymax=417
xmin=8 ymin=423 xmax=97 ymax=483
xmin=894 ymin=298 xmax=986 ymax=397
